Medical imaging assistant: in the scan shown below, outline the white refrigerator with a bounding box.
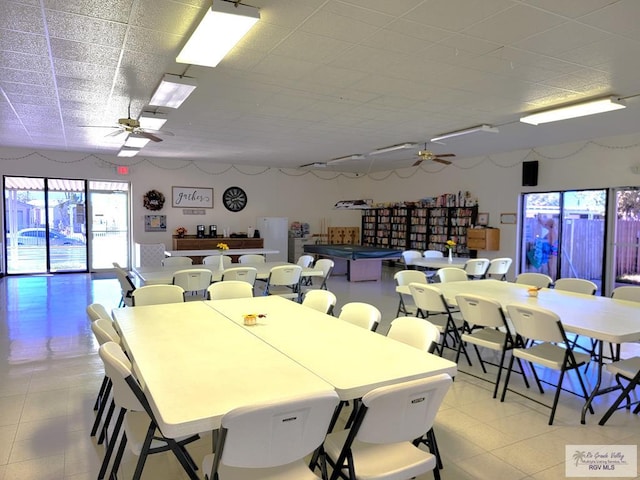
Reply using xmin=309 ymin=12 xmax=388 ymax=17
xmin=256 ymin=217 xmax=288 ymax=262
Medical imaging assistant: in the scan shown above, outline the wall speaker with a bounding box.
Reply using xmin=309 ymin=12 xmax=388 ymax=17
xmin=522 ymin=160 xmax=538 ymax=186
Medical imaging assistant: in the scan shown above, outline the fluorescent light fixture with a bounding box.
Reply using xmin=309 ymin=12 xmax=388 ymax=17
xmin=139 ymin=112 xmax=168 ymax=130
xmin=124 ymin=134 xmax=151 ymax=148
xmin=520 ymin=96 xmax=625 ymax=125
xmin=149 ymin=74 xmax=197 ymax=108
xmin=117 ymin=147 xmax=140 ymax=158
xmin=177 ymin=1 xmax=260 ymax=68
xmin=327 ymin=154 xmax=366 ymax=165
xmin=430 ymin=125 xmax=498 ymax=143
xmin=368 ymin=143 xmax=417 ymax=156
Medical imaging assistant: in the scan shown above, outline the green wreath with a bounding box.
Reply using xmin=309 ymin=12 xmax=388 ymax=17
xmin=143 ymin=189 xmax=165 ymax=211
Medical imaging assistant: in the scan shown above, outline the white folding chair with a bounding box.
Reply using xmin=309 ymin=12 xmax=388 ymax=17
xmin=598 ymin=357 xmax=640 ymax=425
xmin=515 ymin=272 xmax=553 ymax=288
xmin=393 ymin=270 xmax=429 ymax=316
xmin=90 ymin=319 xmax=121 ymax=443
xmin=302 ymin=289 xmax=337 ymax=315
xmin=172 ymin=268 xmax=213 ymax=298
xmin=207 ymin=281 xmax=254 ymax=300
xmin=463 ymin=258 xmax=490 ymax=279
xmin=387 ymin=316 xmax=440 ymax=354
xmin=338 ymin=302 xmax=381 ymax=332
xmin=203 ymin=391 xmax=340 ymax=480
xmin=114 ymin=266 xmax=136 ymax=307
xmin=161 ymin=256 xmax=193 ymax=267
xmin=221 ymin=266 xmax=257 ymax=286
xmin=97 ymin=342 xmax=200 ymax=480
xmin=263 ymin=265 xmax=302 ymax=301
xmin=203 ymin=255 xmax=232 ymax=269
xmin=132 ymin=284 xmax=185 ymax=306
xmin=319 ymin=374 xmax=452 ymax=480
xmin=401 ymin=250 xmax=422 ymax=268
xmin=87 ymin=303 xmax=111 ymax=321
xmin=239 ymin=254 xmax=265 ymax=264
xmin=455 ymin=294 xmax=523 ymax=398
xmin=486 ymin=257 xmax=512 ymax=280
xmin=435 ymin=267 xmax=468 ymax=283
xmin=313 ymin=258 xmax=334 ymax=290
xmin=611 ymin=286 xmax=640 ymax=302
xmin=501 ymin=303 xmax=593 ymax=425
xmin=554 ymin=278 xmax=597 ymax=295
xmin=423 ymin=250 xmax=444 ymax=258
xmin=408 ymin=283 xmax=471 ymax=365
xmin=296 ymin=254 xmax=315 ymax=268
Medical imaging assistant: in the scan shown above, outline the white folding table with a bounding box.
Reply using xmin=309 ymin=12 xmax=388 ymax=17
xmin=397 ymin=279 xmax=640 ymax=423
xmin=112 ymin=297 xmax=457 ymax=438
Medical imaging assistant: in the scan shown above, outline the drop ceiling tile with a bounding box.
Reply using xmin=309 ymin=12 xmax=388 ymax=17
xmin=130 ymin=0 xmax=201 ymax=35
xmin=236 ymin=22 xmax=291 ymax=54
xmin=406 ymin=0 xmax=516 ymax=32
xmin=0 ymin=29 xmax=48 ymax=55
xmin=50 ymin=38 xmax=120 ymax=65
xmin=579 ymin=0 xmax=640 ymax=38
xmin=271 ymin=31 xmax=353 ymax=63
xmin=53 ymin=58 xmax=116 ymax=82
xmin=0 ymin=51 xmax=50 ymax=72
xmin=0 ymin=2 xmax=44 ymax=34
xmin=558 ymin=36 xmax=640 ymax=68
xmin=45 ymin=10 xmax=127 ymax=47
xmin=328 ymin=45 xmax=400 ymax=73
xmin=514 ymin=22 xmax=612 ymax=56
xmin=125 ymin=26 xmax=183 ymax=56
xmin=44 ymin=0 xmax=134 ymax=23
xmin=251 ymin=54 xmax=320 ymax=81
xmin=463 ymin=4 xmax=566 ymax=45
xmin=7 ymin=93 xmax=58 ymax=106
xmin=0 ymin=67 xmax=53 ymax=86
xmin=339 ymin=0 xmax=423 ymax=16
xmin=360 ymin=28 xmax=434 ymax=55
xmin=300 ymin=3 xmax=388 ymax=42
xmin=439 ymin=33 xmax=504 ymax=56
xmin=523 ymin=0 xmax=619 ymax=19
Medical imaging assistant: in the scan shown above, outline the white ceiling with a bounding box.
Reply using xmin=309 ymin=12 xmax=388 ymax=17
xmin=2 ymin=0 xmax=640 ymax=173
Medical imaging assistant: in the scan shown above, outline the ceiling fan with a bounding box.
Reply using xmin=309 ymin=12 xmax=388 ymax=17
xmin=82 ymin=107 xmax=171 ymax=143
xmin=412 ymin=145 xmax=455 ymax=166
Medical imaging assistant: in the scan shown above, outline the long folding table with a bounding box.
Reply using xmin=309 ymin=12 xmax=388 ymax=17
xmin=112 ymin=297 xmax=457 ymax=438
xmin=131 ymin=261 xmax=322 ymax=286
xmin=396 ymin=279 xmax=640 ymax=423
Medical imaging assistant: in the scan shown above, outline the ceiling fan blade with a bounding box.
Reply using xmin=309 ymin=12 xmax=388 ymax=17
xmin=436 ymin=153 xmax=455 ymax=157
xmin=106 ymin=129 xmax=126 ymax=138
xmin=433 ymin=158 xmax=452 ymax=165
xmin=142 ymin=128 xmax=174 ymax=137
xmin=412 ymin=159 xmax=423 ymax=167
xmin=139 ymin=131 xmax=163 ymax=142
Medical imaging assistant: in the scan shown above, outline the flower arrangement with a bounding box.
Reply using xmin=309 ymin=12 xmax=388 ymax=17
xmin=217 ymin=242 xmax=229 ymax=251
xmin=175 ymin=226 xmax=187 ymax=236
xmin=445 ymin=239 xmax=456 ymax=250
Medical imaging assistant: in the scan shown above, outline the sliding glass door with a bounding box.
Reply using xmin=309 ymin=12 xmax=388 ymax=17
xmin=4 ymin=177 xmax=87 ymax=274
xmin=611 ymin=188 xmax=640 ymax=289
xmin=520 ymin=190 xmax=606 ymax=291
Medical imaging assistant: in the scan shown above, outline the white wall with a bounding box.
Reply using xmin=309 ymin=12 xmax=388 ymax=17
xmin=2 ymin=131 xmax=640 ymax=269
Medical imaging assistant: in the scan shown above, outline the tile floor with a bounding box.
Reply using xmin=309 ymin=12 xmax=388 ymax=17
xmin=0 ymin=268 xmax=638 ymax=479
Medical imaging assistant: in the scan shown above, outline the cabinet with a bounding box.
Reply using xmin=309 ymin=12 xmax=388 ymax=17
xmin=467 ymin=228 xmax=500 ymax=251
xmin=288 ymin=237 xmax=315 ymax=263
xmin=172 ymin=236 xmax=264 ymax=263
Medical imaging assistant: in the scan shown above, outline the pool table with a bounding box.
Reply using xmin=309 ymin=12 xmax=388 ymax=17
xmin=303 ymin=244 xmax=403 ymax=282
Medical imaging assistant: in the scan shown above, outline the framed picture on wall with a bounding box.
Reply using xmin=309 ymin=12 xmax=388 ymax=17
xmin=145 ymin=215 xmax=166 ymax=232
xmin=477 ymin=212 xmax=489 ymax=226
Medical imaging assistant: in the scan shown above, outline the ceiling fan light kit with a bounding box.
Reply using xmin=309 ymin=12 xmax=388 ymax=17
xmin=149 ymin=74 xmax=197 ymax=108
xmin=430 ymin=124 xmax=498 ymax=143
xmin=520 ymin=96 xmax=625 ymax=125
xmin=177 ymin=0 xmax=260 ymax=68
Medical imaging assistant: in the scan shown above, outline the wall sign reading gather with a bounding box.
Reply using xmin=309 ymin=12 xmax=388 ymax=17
xmin=172 ymin=187 xmax=214 ymax=208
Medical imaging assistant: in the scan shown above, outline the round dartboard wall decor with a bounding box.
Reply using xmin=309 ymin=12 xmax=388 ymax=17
xmin=143 ymin=189 xmax=165 ymax=211
xmin=222 ymin=186 xmax=248 ymax=212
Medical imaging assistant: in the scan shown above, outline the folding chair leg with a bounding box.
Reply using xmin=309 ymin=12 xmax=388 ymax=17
xmin=98 ymin=399 xmax=116 ymax=445
xmin=98 ymin=408 xmax=125 ymax=480
xmin=599 ymin=371 xmax=640 ymax=425
xmin=94 ymin=376 xmax=109 ymax=410
xmin=91 ymin=380 xmax=112 ymax=437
